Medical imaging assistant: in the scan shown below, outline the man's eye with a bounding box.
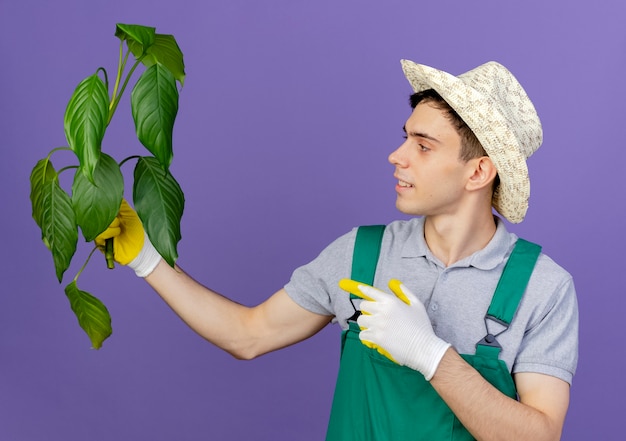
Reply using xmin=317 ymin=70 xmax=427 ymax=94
xmin=419 ymin=145 xmax=429 ymax=151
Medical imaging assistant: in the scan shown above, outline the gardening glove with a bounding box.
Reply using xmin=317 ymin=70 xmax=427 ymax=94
xmin=95 ymin=199 xmax=162 ymax=277
xmin=339 ymin=278 xmax=451 ymax=381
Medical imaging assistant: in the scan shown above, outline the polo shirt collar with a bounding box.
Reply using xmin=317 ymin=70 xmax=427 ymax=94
xmin=401 ymin=216 xmax=515 ymax=270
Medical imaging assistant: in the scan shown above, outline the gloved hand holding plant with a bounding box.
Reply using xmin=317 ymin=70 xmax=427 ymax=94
xmin=95 ymin=199 xmax=162 ymax=278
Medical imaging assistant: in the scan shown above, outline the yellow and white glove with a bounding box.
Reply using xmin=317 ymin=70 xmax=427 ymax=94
xmin=339 ymin=278 xmax=451 ymax=381
xmin=95 ymin=199 xmax=162 ymax=277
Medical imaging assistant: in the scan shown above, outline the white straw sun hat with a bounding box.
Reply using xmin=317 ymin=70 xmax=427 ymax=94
xmin=400 ymin=60 xmax=543 ymax=224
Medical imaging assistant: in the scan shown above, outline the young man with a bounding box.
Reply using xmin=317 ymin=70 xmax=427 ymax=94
xmin=98 ymin=60 xmax=578 ymax=440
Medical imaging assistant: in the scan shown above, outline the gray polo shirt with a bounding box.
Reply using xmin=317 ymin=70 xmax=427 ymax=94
xmin=284 ymin=217 xmax=578 ymax=384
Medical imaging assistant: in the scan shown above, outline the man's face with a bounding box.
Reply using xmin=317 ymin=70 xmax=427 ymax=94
xmin=389 ymin=101 xmax=475 ymax=217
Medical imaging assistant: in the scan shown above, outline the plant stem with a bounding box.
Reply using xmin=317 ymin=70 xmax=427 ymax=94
xmin=119 ymin=155 xmax=141 ymax=168
xmin=48 ymin=146 xmax=73 ymax=156
xmin=109 ymin=41 xmax=127 ymax=117
xmin=57 ymin=165 xmax=79 ymax=175
xmin=47 ymin=147 xmax=77 ymax=177
xmin=108 ymin=59 xmax=142 ymax=123
xmin=104 ymin=238 xmax=115 ymax=269
xmin=74 ymin=246 xmax=101 ymax=282
xmin=97 ymin=67 xmax=109 ymax=92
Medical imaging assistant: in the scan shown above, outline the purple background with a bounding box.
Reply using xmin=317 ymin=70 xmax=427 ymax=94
xmin=1 ymin=0 xmax=624 ymax=439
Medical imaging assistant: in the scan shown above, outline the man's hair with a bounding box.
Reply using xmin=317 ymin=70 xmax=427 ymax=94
xmin=410 ymin=89 xmax=500 ymax=190
xmin=409 ymin=89 xmax=486 ymax=162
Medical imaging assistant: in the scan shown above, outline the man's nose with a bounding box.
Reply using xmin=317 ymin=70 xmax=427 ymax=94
xmin=388 ymin=141 xmax=408 ymax=167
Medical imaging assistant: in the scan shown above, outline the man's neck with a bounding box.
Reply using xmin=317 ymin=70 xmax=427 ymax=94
xmin=423 ymin=211 xmax=497 ymax=267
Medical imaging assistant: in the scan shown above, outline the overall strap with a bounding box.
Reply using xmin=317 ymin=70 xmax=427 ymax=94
xmin=348 ymin=228 xmax=542 ymax=360
xmin=476 ymin=238 xmax=542 ymax=358
xmin=348 ymin=225 xmax=385 ymax=322
xmin=351 ymin=225 xmax=386 ymax=284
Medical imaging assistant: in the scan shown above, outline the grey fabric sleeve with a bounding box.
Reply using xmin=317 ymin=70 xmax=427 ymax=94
xmin=512 ymin=261 xmax=579 ymax=384
xmin=284 ymin=228 xmax=357 ymax=321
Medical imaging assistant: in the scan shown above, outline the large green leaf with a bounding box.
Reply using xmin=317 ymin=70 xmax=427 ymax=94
xmin=30 ymin=158 xmax=57 ymax=229
xmin=142 ymin=34 xmax=186 ymax=86
xmin=131 ymin=64 xmax=178 ymax=170
xmin=30 ymin=160 xmax=78 ymax=282
xmin=115 ymin=24 xmax=185 ymax=85
xmin=133 ymin=156 xmax=184 ymax=267
xmin=115 ymin=23 xmax=156 ymax=57
xmin=72 ymin=153 xmax=124 ymax=241
xmin=64 ymin=73 xmax=109 ymax=183
xmin=64 ymin=281 xmax=112 ymax=349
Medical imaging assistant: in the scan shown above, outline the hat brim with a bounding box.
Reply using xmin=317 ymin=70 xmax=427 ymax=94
xmin=400 ymin=60 xmax=530 ymax=223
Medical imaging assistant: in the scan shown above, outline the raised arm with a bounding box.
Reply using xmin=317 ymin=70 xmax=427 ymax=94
xmin=96 ymin=199 xmax=332 ymax=359
xmin=145 ymin=260 xmax=332 ymax=359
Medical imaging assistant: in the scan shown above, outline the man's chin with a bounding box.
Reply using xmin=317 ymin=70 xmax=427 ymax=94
xmin=396 ymin=201 xmax=422 ymax=217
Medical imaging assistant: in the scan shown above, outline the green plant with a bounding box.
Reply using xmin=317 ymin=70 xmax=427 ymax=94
xmin=29 ymin=23 xmax=186 ymax=349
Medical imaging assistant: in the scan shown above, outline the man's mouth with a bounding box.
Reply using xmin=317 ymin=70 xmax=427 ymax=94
xmin=397 ymin=179 xmax=414 ymax=188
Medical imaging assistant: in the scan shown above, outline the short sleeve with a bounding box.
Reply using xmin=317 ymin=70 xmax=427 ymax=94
xmin=513 ymin=275 xmax=579 ymax=384
xmin=284 ymin=228 xmax=357 ymax=322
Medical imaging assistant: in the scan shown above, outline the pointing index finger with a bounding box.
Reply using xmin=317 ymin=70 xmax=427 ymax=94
xmin=338 ymin=279 xmax=375 ymax=301
xmin=388 ymin=279 xmax=411 ymax=305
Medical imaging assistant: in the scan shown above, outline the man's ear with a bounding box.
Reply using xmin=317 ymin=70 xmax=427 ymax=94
xmin=466 ymin=156 xmax=498 ymax=192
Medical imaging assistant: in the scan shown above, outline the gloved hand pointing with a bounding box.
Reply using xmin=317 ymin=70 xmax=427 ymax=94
xmin=95 ymin=199 xmax=162 ymax=277
xmin=339 ymin=278 xmax=451 ymax=381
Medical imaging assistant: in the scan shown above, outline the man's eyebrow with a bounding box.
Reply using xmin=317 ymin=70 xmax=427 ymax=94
xmin=402 ymin=125 xmax=441 ymax=143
